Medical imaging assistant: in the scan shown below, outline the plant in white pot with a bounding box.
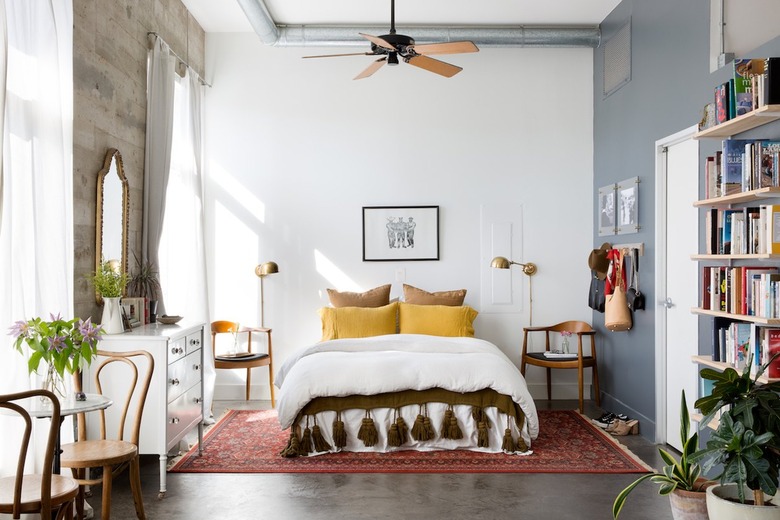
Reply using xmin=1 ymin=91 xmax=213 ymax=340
xmin=88 ymin=260 xmax=128 ymax=334
xmin=691 ymin=356 xmax=780 ymax=519
xmin=612 ymin=391 xmax=713 ymax=519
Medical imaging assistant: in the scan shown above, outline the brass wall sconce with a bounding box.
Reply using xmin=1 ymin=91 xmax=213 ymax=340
xmin=255 ymin=261 xmax=279 ymax=328
xmin=490 ymin=256 xmax=538 ymax=325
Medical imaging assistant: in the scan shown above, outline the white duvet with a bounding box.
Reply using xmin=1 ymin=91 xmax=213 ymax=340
xmin=276 ymin=334 xmax=539 ymax=443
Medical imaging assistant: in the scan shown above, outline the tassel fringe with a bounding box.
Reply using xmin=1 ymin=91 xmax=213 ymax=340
xmin=411 ymin=414 xmax=427 ymax=441
xmin=357 ymin=413 xmax=379 ymax=447
xmin=332 ymin=413 xmax=347 ymax=448
xmin=501 ymin=428 xmax=516 ymax=453
xmin=279 ymin=430 xmax=301 ymax=458
xmin=477 ymin=421 xmax=489 ymax=448
xmin=395 ymin=415 xmax=409 ymax=445
xmin=300 ymin=421 xmax=313 ymax=456
xmin=387 ymin=423 xmax=401 ymax=447
xmin=311 ymin=423 xmax=332 ymax=453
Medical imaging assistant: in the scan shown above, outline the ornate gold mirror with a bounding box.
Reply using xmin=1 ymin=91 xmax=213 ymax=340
xmin=95 ymin=148 xmax=129 ymax=303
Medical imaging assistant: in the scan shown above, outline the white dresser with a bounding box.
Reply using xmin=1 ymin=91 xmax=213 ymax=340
xmin=88 ymin=321 xmax=205 ymax=498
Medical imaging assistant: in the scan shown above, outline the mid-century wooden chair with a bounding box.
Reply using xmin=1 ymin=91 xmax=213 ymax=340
xmin=211 ymin=320 xmax=274 ymax=407
xmin=0 ymin=389 xmax=79 ymax=519
xmin=60 ymin=349 xmax=154 ymax=520
xmin=521 ymin=320 xmax=600 ymax=413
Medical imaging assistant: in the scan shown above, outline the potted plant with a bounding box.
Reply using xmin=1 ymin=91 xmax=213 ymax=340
xmin=127 ymin=252 xmax=161 ymax=300
xmin=612 ymin=391 xmax=712 ymax=519
xmin=88 ymin=260 xmax=128 ymax=334
xmin=691 ymin=356 xmax=780 ymax=519
xmin=8 ymin=313 xmax=102 ymax=397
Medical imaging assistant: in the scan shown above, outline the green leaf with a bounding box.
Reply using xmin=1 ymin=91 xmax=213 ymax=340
xmin=613 ymin=473 xmax=657 ymax=519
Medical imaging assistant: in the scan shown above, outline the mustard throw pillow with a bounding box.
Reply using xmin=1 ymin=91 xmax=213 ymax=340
xmin=319 ymin=302 xmax=398 ymax=341
xmin=327 ymin=284 xmax=392 ymax=308
xmin=403 ymin=284 xmax=467 ymax=306
xmin=398 ymin=302 xmax=478 ymax=337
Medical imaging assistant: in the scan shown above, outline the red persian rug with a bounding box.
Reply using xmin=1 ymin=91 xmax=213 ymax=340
xmin=169 ymin=409 xmax=651 ymax=474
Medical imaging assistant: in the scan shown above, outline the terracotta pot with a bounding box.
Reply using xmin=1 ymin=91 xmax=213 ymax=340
xmin=706 ymin=484 xmax=780 ymax=520
xmin=669 ymin=479 xmax=714 ymax=520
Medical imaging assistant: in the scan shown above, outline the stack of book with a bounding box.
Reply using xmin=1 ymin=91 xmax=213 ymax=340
xmin=714 ymin=57 xmax=780 ymax=125
xmin=711 ymin=320 xmax=780 ymax=378
xmin=703 ymin=205 xmax=780 ymax=255
xmin=702 ymin=266 xmax=780 ymax=317
xmin=704 ymin=139 xmax=780 ymax=199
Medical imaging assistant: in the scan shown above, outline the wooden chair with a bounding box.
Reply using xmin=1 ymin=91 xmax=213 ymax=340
xmin=211 ymin=320 xmax=275 ymax=407
xmin=60 ymin=350 xmax=154 ymax=520
xmin=0 ymin=389 xmax=79 ymax=519
xmin=520 ymin=321 xmax=601 ymax=413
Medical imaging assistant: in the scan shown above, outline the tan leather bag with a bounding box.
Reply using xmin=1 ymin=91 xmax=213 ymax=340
xmin=605 ymin=249 xmax=632 ymax=331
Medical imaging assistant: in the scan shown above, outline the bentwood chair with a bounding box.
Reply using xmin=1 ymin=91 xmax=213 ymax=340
xmin=520 ymin=321 xmax=601 ymax=413
xmin=211 ymin=320 xmax=275 ymax=407
xmin=0 ymin=389 xmax=79 ymax=519
xmin=61 ymin=350 xmax=154 ymax=520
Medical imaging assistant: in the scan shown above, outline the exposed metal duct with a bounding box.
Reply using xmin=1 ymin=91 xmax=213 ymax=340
xmin=236 ymin=0 xmax=601 ymax=48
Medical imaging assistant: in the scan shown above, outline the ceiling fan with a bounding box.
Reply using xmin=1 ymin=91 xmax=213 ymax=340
xmin=303 ymin=0 xmax=479 ymax=80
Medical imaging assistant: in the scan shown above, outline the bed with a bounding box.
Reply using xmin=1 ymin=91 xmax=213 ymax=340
xmin=274 ymin=295 xmax=539 ymax=457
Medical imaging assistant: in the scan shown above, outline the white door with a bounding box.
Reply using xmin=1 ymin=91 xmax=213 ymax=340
xmin=655 ymin=126 xmax=700 ymax=450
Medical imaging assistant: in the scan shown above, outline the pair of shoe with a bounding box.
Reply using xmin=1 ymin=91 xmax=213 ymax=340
xmin=606 ymin=419 xmax=639 ymax=436
xmin=593 ymin=411 xmax=628 ymax=428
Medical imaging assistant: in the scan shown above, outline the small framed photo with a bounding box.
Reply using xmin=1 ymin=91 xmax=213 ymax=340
xmin=363 ymin=206 xmax=439 ymax=261
xmin=121 ymin=297 xmax=145 ymax=327
xmin=598 ymin=184 xmax=617 ymax=236
xmin=617 ymin=177 xmax=640 ymax=235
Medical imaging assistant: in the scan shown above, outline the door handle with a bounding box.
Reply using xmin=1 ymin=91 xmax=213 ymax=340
xmin=660 ymin=297 xmax=674 ymax=309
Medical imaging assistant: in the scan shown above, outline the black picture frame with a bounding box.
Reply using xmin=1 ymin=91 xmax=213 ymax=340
xmin=362 ymin=206 xmax=440 ymax=261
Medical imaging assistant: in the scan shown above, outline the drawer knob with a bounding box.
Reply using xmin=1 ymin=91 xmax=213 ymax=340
xmin=171 ymin=347 xmax=184 ymax=355
xmin=169 ymin=417 xmax=180 ymax=424
xmin=169 ymin=378 xmax=180 ymax=386
xmin=194 ymin=397 xmax=203 ymax=404
xmin=190 ymin=338 xmax=201 ymax=346
xmin=193 ymin=364 xmax=201 ymax=371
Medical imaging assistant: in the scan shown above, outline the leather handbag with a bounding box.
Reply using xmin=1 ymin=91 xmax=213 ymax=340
xmin=626 ymin=248 xmax=646 ymax=311
xmin=605 ymin=250 xmax=632 ymax=331
xmin=588 ymin=271 xmax=606 ymax=313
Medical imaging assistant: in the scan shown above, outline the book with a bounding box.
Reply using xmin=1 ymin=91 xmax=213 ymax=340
xmin=721 ymin=209 xmax=739 ymax=254
xmin=766 ymin=205 xmax=780 ymax=254
xmin=766 ymin=57 xmax=780 ymax=105
xmin=766 ymin=328 xmax=780 ymax=378
xmin=715 ymin=81 xmax=730 ymax=124
xmin=722 ymin=139 xmax=754 ymax=195
xmin=758 ymin=141 xmax=780 ymax=188
xmin=733 ymin=59 xmax=764 ymax=115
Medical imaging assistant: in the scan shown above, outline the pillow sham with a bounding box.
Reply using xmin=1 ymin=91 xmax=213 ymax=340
xmin=327 ymin=284 xmax=392 ymax=308
xmin=398 ymin=302 xmax=478 ymax=337
xmin=319 ymin=302 xmax=398 ymax=341
xmin=402 ymin=284 xmax=466 ymax=306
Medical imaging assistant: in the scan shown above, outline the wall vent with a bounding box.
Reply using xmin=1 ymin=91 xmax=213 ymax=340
xmin=603 ymin=19 xmax=631 ymax=98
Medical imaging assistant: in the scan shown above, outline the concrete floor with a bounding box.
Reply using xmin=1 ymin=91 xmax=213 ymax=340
xmin=85 ymin=399 xmax=673 ymax=520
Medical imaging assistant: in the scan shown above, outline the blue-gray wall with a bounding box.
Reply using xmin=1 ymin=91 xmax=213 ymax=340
xmin=594 ymin=0 xmax=780 ymax=439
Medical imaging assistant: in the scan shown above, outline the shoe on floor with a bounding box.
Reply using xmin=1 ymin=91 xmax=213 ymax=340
xmin=593 ymin=411 xmax=629 ymax=428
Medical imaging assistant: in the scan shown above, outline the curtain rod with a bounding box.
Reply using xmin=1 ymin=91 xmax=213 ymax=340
xmin=147 ymin=32 xmax=212 ymax=87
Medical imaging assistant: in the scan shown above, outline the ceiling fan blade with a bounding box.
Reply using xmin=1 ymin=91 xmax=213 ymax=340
xmin=406 ymin=55 xmax=462 ymax=78
xmin=411 ymin=41 xmax=479 ymax=55
xmin=359 ymin=33 xmax=395 ymax=51
xmin=354 ymin=58 xmax=387 ymax=80
xmin=303 ymin=52 xmax=375 ymax=59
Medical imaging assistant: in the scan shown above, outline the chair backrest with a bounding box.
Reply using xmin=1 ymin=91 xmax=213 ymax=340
xmin=211 ymin=320 xmax=239 ymax=335
xmin=0 ymin=389 xmax=60 ymax=517
xmin=91 ymin=350 xmax=154 ymax=445
xmin=548 ymin=321 xmax=594 ymax=334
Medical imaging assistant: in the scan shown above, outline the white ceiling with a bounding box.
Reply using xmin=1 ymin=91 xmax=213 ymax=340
xmin=181 ymin=0 xmax=621 ymax=34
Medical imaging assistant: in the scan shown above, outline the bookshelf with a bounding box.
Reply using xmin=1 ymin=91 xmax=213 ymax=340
xmin=692 ymin=186 xmax=780 ymax=207
xmin=694 ymin=104 xmax=780 ymax=139
xmin=692 ymin=355 xmax=779 ymax=384
xmin=691 ymin=307 xmax=780 ymax=325
xmin=691 ymin=253 xmax=780 ymax=261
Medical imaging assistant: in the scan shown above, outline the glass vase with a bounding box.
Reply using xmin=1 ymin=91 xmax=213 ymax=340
xmin=42 ymin=364 xmax=66 ymax=401
xmin=561 ymin=337 xmax=570 ymax=354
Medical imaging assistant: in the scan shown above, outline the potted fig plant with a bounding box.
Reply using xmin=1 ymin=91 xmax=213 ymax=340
xmin=691 ymin=355 xmax=780 ymax=519
xmin=613 ymin=391 xmax=712 ymax=519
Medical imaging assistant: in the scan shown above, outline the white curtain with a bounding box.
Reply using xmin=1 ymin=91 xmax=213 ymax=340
xmin=142 ymin=36 xmax=175 ymax=314
xmin=0 ymin=0 xmax=73 ymax=476
xmin=151 ymin=44 xmax=215 ymax=422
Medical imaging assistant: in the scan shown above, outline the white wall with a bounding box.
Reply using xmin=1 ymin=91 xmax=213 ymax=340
xmin=202 ymin=33 xmax=595 ymax=400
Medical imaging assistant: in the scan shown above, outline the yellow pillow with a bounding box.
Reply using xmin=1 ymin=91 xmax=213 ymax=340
xmin=398 ymin=302 xmax=478 ymax=337
xmin=327 ymin=284 xmax=392 ymax=308
xmin=403 ymin=284 xmax=467 ymax=306
xmin=319 ymin=302 xmax=398 ymax=341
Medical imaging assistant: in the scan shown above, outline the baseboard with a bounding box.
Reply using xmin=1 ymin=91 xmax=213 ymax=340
xmin=598 ymin=391 xmax=655 ymax=441
xmin=524 ymin=383 xmax=594 ymax=401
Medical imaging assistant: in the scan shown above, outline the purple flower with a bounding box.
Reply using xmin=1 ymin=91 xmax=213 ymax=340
xmin=49 ymin=312 xmax=62 ymax=322
xmin=78 ymin=317 xmax=102 ymax=346
xmin=49 ymin=334 xmax=66 ymax=353
xmin=8 ymin=320 xmax=30 ymax=339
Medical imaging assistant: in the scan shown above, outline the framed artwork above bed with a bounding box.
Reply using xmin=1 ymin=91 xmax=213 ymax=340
xmin=363 ymin=205 xmax=439 ymax=261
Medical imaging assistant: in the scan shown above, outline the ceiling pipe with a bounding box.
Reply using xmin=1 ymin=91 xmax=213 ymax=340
xmin=236 ymin=0 xmax=601 ymax=48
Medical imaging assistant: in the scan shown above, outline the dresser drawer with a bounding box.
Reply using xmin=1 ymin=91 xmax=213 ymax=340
xmin=168 ymin=336 xmax=187 ymax=363
xmin=185 ymin=331 xmax=202 ymax=356
xmin=167 ymin=350 xmax=201 ymax=403
xmin=166 ymin=382 xmax=202 ymax=447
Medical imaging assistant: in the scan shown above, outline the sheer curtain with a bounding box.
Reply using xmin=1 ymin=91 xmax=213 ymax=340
xmin=150 ymin=42 xmax=215 ymax=422
xmin=0 ymin=0 xmax=73 ymax=475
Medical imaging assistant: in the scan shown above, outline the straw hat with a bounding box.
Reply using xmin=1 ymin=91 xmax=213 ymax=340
xmin=588 ymin=242 xmax=612 ymax=280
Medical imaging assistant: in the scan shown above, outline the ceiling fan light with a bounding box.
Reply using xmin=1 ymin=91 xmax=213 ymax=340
xmin=387 ymin=52 xmax=399 ymax=66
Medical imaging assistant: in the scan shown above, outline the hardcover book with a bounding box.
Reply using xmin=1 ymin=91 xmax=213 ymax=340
xmin=715 ymin=81 xmax=730 ymax=124
xmin=766 ymin=328 xmax=780 ymax=378
xmin=722 ymin=139 xmax=754 ymax=195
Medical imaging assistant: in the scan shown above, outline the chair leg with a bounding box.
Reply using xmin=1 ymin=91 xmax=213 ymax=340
xmin=269 ymin=376 xmax=275 ymax=409
xmin=129 ymin=455 xmax=146 ymax=519
xmin=74 ymin=469 xmax=85 ymax=520
xmin=578 ymin=366 xmax=585 ymax=414
xmin=101 ymin=465 xmax=113 ymax=520
xmin=545 ymin=368 xmax=552 ymax=400
xmin=246 ymin=367 xmax=252 ymax=400
xmin=592 ymin=364 xmax=601 ymax=407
